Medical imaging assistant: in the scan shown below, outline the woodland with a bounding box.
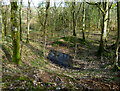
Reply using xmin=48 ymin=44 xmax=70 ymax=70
xmin=0 ymin=0 xmax=120 ymax=90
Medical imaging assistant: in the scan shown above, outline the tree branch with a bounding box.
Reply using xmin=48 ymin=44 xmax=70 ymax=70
xmin=86 ymin=2 xmax=97 ymax=5
xmin=109 ymin=2 xmax=117 ymax=10
xmin=75 ymin=3 xmax=82 ymax=20
xmin=86 ymin=2 xmax=105 ymax=14
xmin=96 ymin=4 xmax=105 ymax=14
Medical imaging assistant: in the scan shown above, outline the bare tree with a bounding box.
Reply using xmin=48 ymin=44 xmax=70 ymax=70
xmin=43 ymin=1 xmax=50 ymax=61
xmin=87 ymin=1 xmax=117 ymax=55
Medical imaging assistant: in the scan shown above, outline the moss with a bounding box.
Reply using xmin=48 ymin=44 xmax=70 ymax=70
xmin=12 ymin=31 xmax=21 ymax=64
xmin=53 ymin=41 xmax=63 ymax=46
xmin=26 ymin=33 xmax=29 ymax=43
xmin=19 ymin=76 xmax=31 ymax=81
xmin=11 ymin=2 xmax=21 ymax=65
xmin=6 ymin=36 xmax=12 ymax=42
xmin=113 ymin=64 xmax=120 ymax=71
xmin=52 ymin=44 xmax=59 ymax=47
xmin=2 ymin=27 xmax=4 ymax=41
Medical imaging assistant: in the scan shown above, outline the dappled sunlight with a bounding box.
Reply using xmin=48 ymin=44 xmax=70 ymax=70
xmin=1 ymin=0 xmax=120 ymax=90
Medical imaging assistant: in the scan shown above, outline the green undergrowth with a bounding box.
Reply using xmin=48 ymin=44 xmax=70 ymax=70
xmin=61 ymin=36 xmax=87 ymax=44
xmin=52 ymin=36 xmax=90 ymax=47
xmin=2 ymin=75 xmax=34 ymax=89
xmin=6 ymin=35 xmax=12 ymax=42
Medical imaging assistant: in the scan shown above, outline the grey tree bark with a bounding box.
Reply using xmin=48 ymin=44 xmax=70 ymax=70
xmin=26 ymin=0 xmax=30 ymax=43
xmin=72 ymin=2 xmax=76 ymax=36
xmin=82 ymin=1 xmax=86 ymax=40
xmin=98 ymin=1 xmax=109 ymax=56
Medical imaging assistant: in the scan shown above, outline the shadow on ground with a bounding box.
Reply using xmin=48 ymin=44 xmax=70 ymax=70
xmin=23 ymin=42 xmax=43 ymax=58
xmin=2 ymin=44 xmax=12 ymax=62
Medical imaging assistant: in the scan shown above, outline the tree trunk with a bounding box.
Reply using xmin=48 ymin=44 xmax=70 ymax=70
xmin=98 ymin=1 xmax=108 ymax=56
xmin=4 ymin=9 xmax=7 ymax=36
xmin=97 ymin=8 xmax=101 ymax=29
xmin=72 ymin=2 xmax=76 ymax=36
xmin=19 ymin=0 xmax=23 ymax=41
xmin=26 ymin=0 xmax=30 ymax=43
xmin=68 ymin=3 xmax=71 ymax=36
xmin=0 ymin=3 xmax=2 ymax=41
xmin=2 ymin=5 xmax=7 ymax=41
xmin=103 ymin=2 xmax=108 ymax=41
xmin=11 ymin=2 xmax=21 ymax=64
xmin=2 ymin=5 xmax=4 ymax=41
xmin=43 ymin=2 xmax=50 ymax=60
xmin=107 ymin=4 xmax=110 ymax=34
xmin=114 ymin=1 xmax=120 ymax=70
xmin=53 ymin=2 xmax=56 ymax=37
xmin=82 ymin=1 xmax=86 ymax=40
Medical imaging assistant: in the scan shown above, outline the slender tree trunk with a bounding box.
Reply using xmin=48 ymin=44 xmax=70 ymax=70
xmin=19 ymin=0 xmax=23 ymax=60
xmin=2 ymin=5 xmax=4 ymax=41
xmin=116 ymin=3 xmax=120 ymax=90
xmin=103 ymin=2 xmax=108 ymax=41
xmin=87 ymin=5 xmax=90 ymax=38
xmin=114 ymin=1 xmax=120 ymax=70
xmin=2 ymin=5 xmax=7 ymax=40
xmin=68 ymin=3 xmax=71 ymax=36
xmin=53 ymin=2 xmax=56 ymax=37
xmin=26 ymin=0 xmax=30 ymax=43
xmin=98 ymin=1 xmax=108 ymax=55
xmin=107 ymin=6 xmax=110 ymax=33
xmin=4 ymin=8 xmax=7 ymax=36
xmin=0 ymin=3 xmax=1 ymax=23
xmin=11 ymin=2 xmax=21 ymax=64
xmin=82 ymin=1 xmax=86 ymax=40
xmin=97 ymin=8 xmax=100 ymax=29
xmin=43 ymin=2 xmax=50 ymax=61
xmin=98 ymin=14 xmax=105 ymax=55
xmin=19 ymin=0 xmax=23 ymax=41
xmin=72 ymin=2 xmax=76 ymax=36
xmin=53 ymin=16 xmax=55 ymax=37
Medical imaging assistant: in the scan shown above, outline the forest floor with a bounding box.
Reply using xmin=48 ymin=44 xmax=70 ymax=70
xmin=1 ymin=30 xmax=120 ymax=90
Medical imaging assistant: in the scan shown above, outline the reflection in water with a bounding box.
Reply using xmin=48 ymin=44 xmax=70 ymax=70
xmin=48 ymin=50 xmax=73 ymax=67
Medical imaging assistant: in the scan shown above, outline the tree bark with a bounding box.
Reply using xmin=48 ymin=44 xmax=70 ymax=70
xmin=98 ymin=1 xmax=108 ymax=56
xmin=114 ymin=1 xmax=120 ymax=70
xmin=103 ymin=2 xmax=108 ymax=41
xmin=2 ymin=5 xmax=7 ymax=41
xmin=3 ymin=6 xmax=7 ymax=37
xmin=72 ymin=2 xmax=76 ymax=36
xmin=97 ymin=8 xmax=101 ymax=29
xmin=53 ymin=2 xmax=56 ymax=37
xmin=19 ymin=0 xmax=23 ymax=41
xmin=11 ymin=2 xmax=21 ymax=64
xmin=43 ymin=2 xmax=50 ymax=60
xmin=26 ymin=0 xmax=30 ymax=43
xmin=2 ymin=5 xmax=4 ymax=41
xmin=82 ymin=1 xmax=86 ymax=40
